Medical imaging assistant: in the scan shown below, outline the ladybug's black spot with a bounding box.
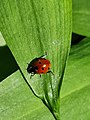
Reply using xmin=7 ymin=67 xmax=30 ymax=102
xmin=42 ymin=67 xmax=44 ymax=70
xmin=41 ymin=72 xmax=43 ymax=73
xmin=48 ymin=67 xmax=50 ymax=70
xmin=39 ymin=61 xmax=42 ymax=64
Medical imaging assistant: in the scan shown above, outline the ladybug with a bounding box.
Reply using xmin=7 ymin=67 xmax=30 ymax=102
xmin=27 ymin=53 xmax=53 ymax=78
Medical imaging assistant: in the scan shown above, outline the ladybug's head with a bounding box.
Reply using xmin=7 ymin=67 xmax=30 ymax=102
xmin=27 ymin=58 xmax=39 ymax=74
xmin=27 ymin=64 xmax=37 ymax=74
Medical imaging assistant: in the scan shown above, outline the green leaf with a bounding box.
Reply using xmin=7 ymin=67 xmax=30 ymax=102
xmin=0 ymin=70 xmax=54 ymax=120
xmin=73 ymin=0 xmax=90 ymax=37
xmin=61 ymin=86 xmax=90 ymax=120
xmin=61 ymin=38 xmax=90 ymax=120
xmin=0 ymin=0 xmax=72 ymax=119
xmin=0 ymin=32 xmax=6 ymax=46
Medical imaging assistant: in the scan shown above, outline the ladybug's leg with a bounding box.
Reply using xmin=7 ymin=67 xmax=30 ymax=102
xmin=30 ymin=74 xmax=41 ymax=78
xmin=47 ymin=70 xmax=55 ymax=76
xmin=39 ymin=74 xmax=41 ymax=77
xmin=30 ymin=72 xmax=35 ymax=79
xmin=40 ymin=52 xmax=48 ymax=58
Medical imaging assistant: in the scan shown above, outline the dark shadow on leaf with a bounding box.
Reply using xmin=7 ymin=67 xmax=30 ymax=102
xmin=71 ymin=33 xmax=86 ymax=45
xmin=0 ymin=45 xmax=18 ymax=82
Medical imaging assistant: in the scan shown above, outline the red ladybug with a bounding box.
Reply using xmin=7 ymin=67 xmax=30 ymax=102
xmin=27 ymin=53 xmax=53 ymax=78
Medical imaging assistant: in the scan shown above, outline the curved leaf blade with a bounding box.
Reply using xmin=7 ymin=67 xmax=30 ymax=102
xmin=0 ymin=0 xmax=72 ymax=119
xmin=0 ymin=70 xmax=54 ymax=120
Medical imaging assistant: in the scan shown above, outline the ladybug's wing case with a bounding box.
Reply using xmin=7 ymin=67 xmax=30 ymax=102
xmin=29 ymin=58 xmax=39 ymax=66
xmin=37 ymin=64 xmax=50 ymax=74
xmin=27 ymin=57 xmax=51 ymax=75
xmin=33 ymin=58 xmax=51 ymax=74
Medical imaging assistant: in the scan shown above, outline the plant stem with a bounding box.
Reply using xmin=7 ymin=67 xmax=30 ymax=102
xmin=42 ymin=98 xmax=60 ymax=120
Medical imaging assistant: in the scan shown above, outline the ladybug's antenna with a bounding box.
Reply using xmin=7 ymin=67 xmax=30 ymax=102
xmin=40 ymin=52 xmax=48 ymax=58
